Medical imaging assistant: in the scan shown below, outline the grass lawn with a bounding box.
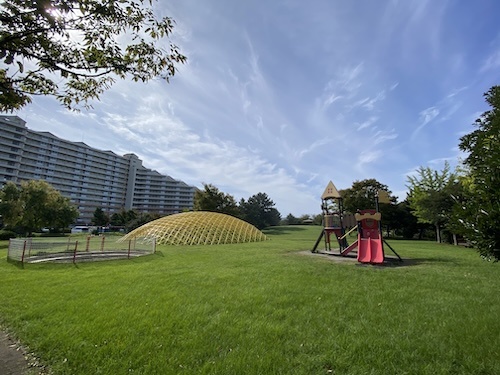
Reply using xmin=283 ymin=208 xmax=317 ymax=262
xmin=0 ymin=225 xmax=498 ymax=374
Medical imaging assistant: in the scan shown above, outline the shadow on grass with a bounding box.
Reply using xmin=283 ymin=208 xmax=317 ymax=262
xmin=263 ymin=226 xmax=308 ymax=236
xmin=7 ymin=258 xmax=25 ymax=269
xmin=307 ymin=250 xmax=457 ymax=268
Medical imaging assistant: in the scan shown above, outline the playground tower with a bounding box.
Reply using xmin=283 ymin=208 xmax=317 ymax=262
xmin=312 ymin=181 xmax=349 ymax=252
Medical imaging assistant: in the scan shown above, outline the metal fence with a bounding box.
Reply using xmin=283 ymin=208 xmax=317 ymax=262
xmin=7 ymin=236 xmax=156 ymax=264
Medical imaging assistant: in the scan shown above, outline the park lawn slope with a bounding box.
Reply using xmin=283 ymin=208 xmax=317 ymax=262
xmin=0 ymin=226 xmax=499 ymax=374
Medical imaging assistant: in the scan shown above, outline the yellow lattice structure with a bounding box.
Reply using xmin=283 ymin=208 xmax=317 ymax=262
xmin=119 ymin=211 xmax=268 ymax=245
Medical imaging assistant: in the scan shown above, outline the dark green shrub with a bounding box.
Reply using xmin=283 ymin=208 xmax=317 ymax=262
xmin=0 ymin=230 xmax=17 ymax=240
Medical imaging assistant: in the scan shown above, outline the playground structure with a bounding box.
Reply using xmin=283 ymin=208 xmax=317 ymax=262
xmin=312 ymin=181 xmax=402 ymax=264
xmin=120 ymin=211 xmax=268 ymax=246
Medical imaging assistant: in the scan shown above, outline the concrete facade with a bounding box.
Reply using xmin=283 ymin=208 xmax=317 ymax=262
xmin=0 ymin=115 xmax=195 ymax=224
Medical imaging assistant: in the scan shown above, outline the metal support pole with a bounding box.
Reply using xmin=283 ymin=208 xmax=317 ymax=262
xmin=21 ymin=240 xmax=27 ymax=265
xmin=73 ymin=240 xmax=78 ymax=264
xmin=312 ymin=230 xmax=324 ymax=253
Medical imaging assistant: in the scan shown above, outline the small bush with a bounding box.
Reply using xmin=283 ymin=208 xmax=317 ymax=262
xmin=0 ymin=230 xmax=17 ymax=240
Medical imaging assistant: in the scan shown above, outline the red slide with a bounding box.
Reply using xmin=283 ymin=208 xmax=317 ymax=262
xmin=357 ymin=238 xmax=371 ymax=263
xmin=357 ymin=237 xmax=384 ymax=264
xmin=355 ymin=210 xmax=385 ymax=264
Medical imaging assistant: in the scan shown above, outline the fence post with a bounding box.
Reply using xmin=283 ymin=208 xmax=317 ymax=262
xmin=21 ymin=240 xmax=27 ymax=264
xmin=73 ymin=240 xmax=78 ymax=264
xmin=86 ymin=236 xmax=91 ymax=252
xmin=101 ymin=236 xmax=105 ymax=252
xmin=128 ymin=240 xmax=131 ymax=259
xmin=153 ymin=237 xmax=156 ymax=254
xmin=28 ymin=238 xmax=32 ymax=257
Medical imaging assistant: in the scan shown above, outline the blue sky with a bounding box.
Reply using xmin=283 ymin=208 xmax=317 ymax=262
xmin=14 ymin=0 xmax=500 ymax=216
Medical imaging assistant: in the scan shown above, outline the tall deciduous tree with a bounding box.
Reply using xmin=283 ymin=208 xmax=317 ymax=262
xmin=193 ymin=183 xmax=240 ymax=216
xmin=0 ymin=0 xmax=186 ymax=111
xmin=406 ymin=162 xmax=458 ymax=243
xmin=458 ymin=85 xmax=500 ymax=260
xmin=0 ymin=181 xmax=22 ymax=227
xmin=0 ymin=180 xmax=79 ymax=235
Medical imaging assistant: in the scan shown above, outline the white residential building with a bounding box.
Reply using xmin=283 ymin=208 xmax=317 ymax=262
xmin=0 ymin=115 xmax=195 ymax=224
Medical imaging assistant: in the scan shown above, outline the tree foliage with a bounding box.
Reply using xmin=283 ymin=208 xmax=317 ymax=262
xmin=239 ymin=192 xmax=281 ymax=229
xmin=193 ymin=183 xmax=240 ymax=216
xmin=283 ymin=213 xmax=300 ymax=225
xmin=458 ymin=86 xmax=500 ymax=260
xmin=194 ymin=183 xmax=281 ymax=229
xmin=340 ymin=178 xmax=399 ymax=237
xmin=406 ymin=162 xmax=458 ymax=243
xmin=391 ymin=200 xmax=420 ymax=239
xmin=340 ymin=179 xmax=395 ymax=213
xmin=110 ymin=209 xmax=137 ymax=226
xmin=0 ymin=0 xmax=186 ymax=111
xmin=0 ymin=180 xmax=79 ymax=235
xmin=125 ymin=212 xmax=160 ymax=232
xmin=92 ymin=207 xmax=109 ymax=226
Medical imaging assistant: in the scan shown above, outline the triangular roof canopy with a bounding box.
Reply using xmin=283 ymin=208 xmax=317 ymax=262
xmin=377 ymin=190 xmax=391 ymax=204
xmin=321 ymin=181 xmax=342 ymax=199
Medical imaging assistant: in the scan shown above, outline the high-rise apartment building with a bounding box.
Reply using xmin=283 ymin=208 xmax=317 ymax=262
xmin=0 ymin=115 xmax=196 ymax=224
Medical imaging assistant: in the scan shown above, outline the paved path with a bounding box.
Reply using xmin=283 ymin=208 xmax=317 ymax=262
xmin=0 ymin=331 xmax=29 ymax=375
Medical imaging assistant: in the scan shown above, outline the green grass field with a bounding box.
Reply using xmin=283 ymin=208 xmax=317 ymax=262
xmin=0 ymin=226 xmax=498 ymax=374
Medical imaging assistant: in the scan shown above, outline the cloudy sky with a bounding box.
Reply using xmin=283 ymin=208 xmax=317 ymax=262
xmin=13 ymin=0 xmax=500 ymax=216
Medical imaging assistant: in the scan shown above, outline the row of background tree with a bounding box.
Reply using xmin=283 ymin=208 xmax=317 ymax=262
xmin=189 ymin=177 xmax=459 ymax=245
xmin=90 ymin=185 xmax=282 ymax=232
xmin=192 ymin=185 xmax=281 ymax=230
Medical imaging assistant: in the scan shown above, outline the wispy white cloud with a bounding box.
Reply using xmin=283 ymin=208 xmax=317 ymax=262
xmin=373 ymin=129 xmax=398 ymax=145
xmin=480 ymin=49 xmax=500 ymax=72
xmin=356 ymin=149 xmax=382 ymax=170
xmin=411 ymin=106 xmax=440 ymax=140
xmin=297 ymin=138 xmax=332 ymax=160
xmin=420 ymin=106 xmax=440 ymax=126
xmin=362 ymin=90 xmax=386 ymax=111
xmin=322 ymin=93 xmax=343 ymax=109
xmin=356 ymin=116 xmax=379 ymax=131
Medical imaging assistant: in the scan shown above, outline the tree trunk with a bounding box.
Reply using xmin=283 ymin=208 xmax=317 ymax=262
xmin=435 ymin=223 xmax=441 ymax=243
xmin=453 ymin=233 xmax=458 ymax=246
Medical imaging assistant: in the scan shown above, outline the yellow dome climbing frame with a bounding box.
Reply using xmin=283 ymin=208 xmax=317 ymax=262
xmin=119 ymin=211 xmax=268 ymax=245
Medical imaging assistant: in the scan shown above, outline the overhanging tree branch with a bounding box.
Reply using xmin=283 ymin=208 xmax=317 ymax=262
xmin=0 ymin=0 xmax=186 ymax=111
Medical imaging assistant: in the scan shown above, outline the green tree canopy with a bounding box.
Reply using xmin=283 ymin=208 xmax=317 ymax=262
xmin=406 ymin=162 xmax=458 ymax=243
xmin=340 ymin=178 xmax=395 ymax=213
xmin=0 ymin=180 xmax=79 ymax=235
xmin=110 ymin=209 xmax=137 ymax=226
xmin=125 ymin=212 xmax=160 ymax=232
xmin=92 ymin=207 xmax=109 ymax=226
xmin=239 ymin=192 xmax=281 ymax=229
xmin=458 ymin=85 xmax=500 ymax=260
xmin=284 ymin=213 xmax=300 ymax=225
xmin=193 ymin=183 xmax=240 ymax=216
xmin=0 ymin=0 xmax=186 ymax=111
